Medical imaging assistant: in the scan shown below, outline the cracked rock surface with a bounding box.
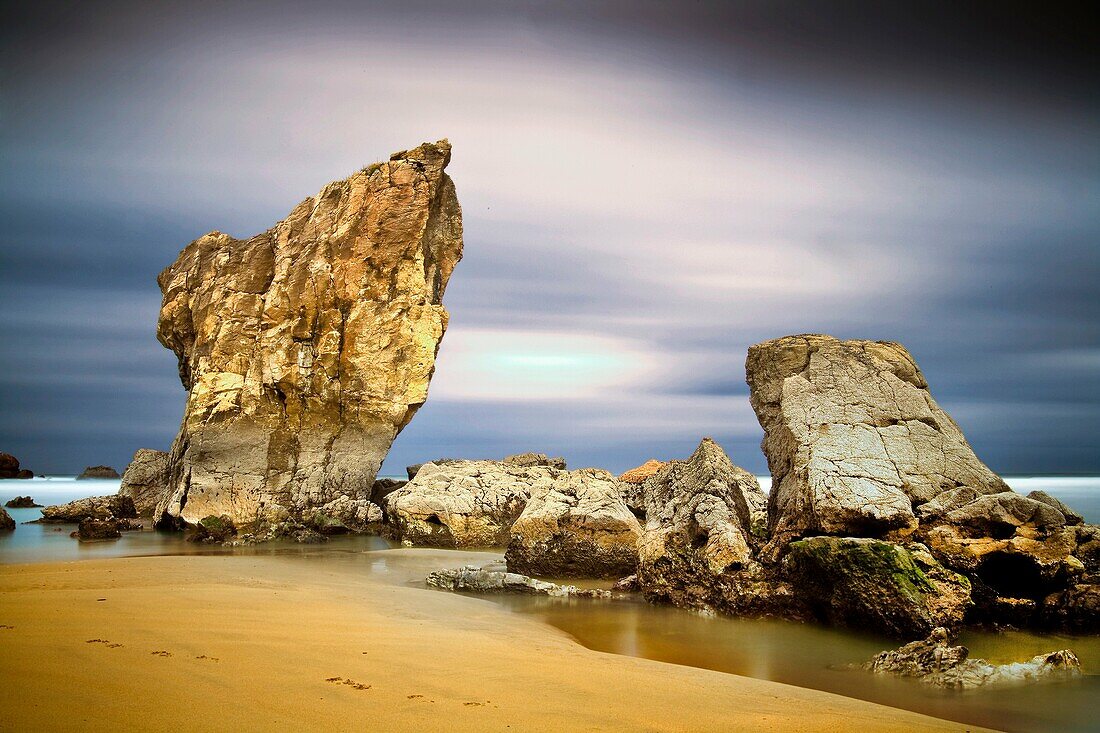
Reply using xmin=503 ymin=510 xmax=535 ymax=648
xmin=154 ymin=140 xmax=462 ymax=528
xmin=506 ymin=468 xmax=642 ymax=578
xmin=747 ymin=334 xmax=1008 ymax=555
xmin=119 ymin=449 xmax=170 ymax=517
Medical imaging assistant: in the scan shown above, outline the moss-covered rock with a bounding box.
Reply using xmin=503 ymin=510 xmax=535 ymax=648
xmin=785 ymin=536 xmax=971 ymax=638
xmin=187 ymin=514 xmax=238 ymax=544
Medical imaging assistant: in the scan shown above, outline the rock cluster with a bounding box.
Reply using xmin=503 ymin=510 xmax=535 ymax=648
xmin=119 ymin=449 xmax=170 ymax=517
xmin=426 ymin=562 xmax=611 ymax=599
xmin=77 ymin=466 xmax=120 ymax=480
xmin=154 ymin=140 xmax=462 ymax=531
xmin=866 ymin=627 xmax=1081 ymax=688
xmin=0 ymin=453 xmax=34 ymax=479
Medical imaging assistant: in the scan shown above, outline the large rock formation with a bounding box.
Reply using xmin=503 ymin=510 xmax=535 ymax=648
xmin=506 ymin=468 xmax=641 ymax=578
xmin=747 ymin=335 xmax=1008 ymax=555
xmin=785 ymin=537 xmax=972 ymax=638
xmin=118 ymin=449 xmax=170 ymax=517
xmin=0 ymin=507 xmax=13 ymax=532
xmin=4 ymin=496 xmax=41 ymax=508
xmin=386 ymin=456 xmax=562 ymax=547
xmin=866 ymin=627 xmax=1081 ymax=689
xmin=154 ymin=140 xmax=462 ymax=529
xmin=635 ymin=439 xmax=796 ymax=617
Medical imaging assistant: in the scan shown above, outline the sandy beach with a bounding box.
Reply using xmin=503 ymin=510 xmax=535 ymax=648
xmin=0 ymin=553 xmax=990 ymax=732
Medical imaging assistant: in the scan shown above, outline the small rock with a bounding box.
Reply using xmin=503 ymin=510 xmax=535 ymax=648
xmin=0 ymin=507 xmax=14 ymax=532
xmin=74 ymin=518 xmax=121 ymax=541
xmin=4 ymin=496 xmax=41 ymax=508
xmin=866 ymin=627 xmax=1081 ymax=688
xmin=426 ymin=563 xmax=611 ymax=599
xmin=77 ymin=465 xmax=121 ymax=480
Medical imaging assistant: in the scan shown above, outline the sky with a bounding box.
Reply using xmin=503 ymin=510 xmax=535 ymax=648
xmin=1 ymin=1 xmax=1098 ymax=476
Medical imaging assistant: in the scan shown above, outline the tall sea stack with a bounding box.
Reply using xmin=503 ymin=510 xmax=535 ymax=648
xmin=155 ymin=140 xmax=463 ymax=527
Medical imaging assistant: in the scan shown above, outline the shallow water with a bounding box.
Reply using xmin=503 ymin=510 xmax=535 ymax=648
xmin=3 ymin=476 xmax=1100 ymax=731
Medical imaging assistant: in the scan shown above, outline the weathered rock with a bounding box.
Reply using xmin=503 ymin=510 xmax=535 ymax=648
xmin=1028 ymin=490 xmax=1084 ymax=525
xmin=74 ymin=518 xmax=121 ymax=541
xmin=1042 ymin=582 xmax=1100 ymax=631
xmin=77 ymin=465 xmax=120 ymax=480
xmin=612 ymin=574 xmax=639 ymax=592
xmin=187 ymin=515 xmax=238 ymax=544
xmin=118 ymin=449 xmax=170 ymax=517
xmin=155 ymin=140 xmax=463 ymax=529
xmin=746 ymin=335 xmax=1008 ymax=556
xmin=635 ymin=439 xmax=793 ymax=617
xmin=785 ymin=537 xmax=972 ymax=638
xmin=37 ymin=495 xmax=137 ymax=523
xmin=369 ymin=478 xmax=406 ymax=508
xmin=311 ymin=496 xmax=384 ymax=534
xmin=866 ymin=627 xmax=1081 ymax=689
xmin=426 ymin=562 xmax=611 ymax=599
xmin=506 ymin=468 xmax=641 ymax=578
xmin=4 ymin=496 xmax=41 ymax=508
xmin=0 ymin=507 xmax=13 ymax=532
xmin=503 ymin=453 xmax=566 ymax=470
xmin=386 ymin=460 xmax=541 ymax=547
xmin=619 ymin=459 xmax=665 ymax=485
xmin=0 ymin=452 xmax=33 ymax=479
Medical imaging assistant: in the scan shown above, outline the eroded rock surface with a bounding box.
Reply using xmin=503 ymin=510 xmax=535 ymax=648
xmin=426 ymin=562 xmax=611 ymax=599
xmin=154 ymin=140 xmax=463 ymax=529
xmin=746 ymin=334 xmax=1008 ymax=555
xmin=37 ymin=495 xmax=137 ymax=523
xmin=0 ymin=507 xmax=13 ymax=532
xmin=506 ymin=468 xmax=641 ymax=578
xmin=387 ymin=457 xmax=562 ymax=547
xmin=635 ymin=439 xmax=794 ymax=617
xmin=119 ymin=449 xmax=170 ymax=517
xmin=866 ymin=627 xmax=1081 ymax=688
xmin=785 ymin=537 xmax=972 ymax=638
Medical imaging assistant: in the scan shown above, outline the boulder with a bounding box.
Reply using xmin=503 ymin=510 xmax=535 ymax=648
xmin=1027 ymin=490 xmax=1084 ymax=525
xmin=77 ymin=466 xmax=120 ymax=480
xmin=426 ymin=562 xmax=611 ymax=599
xmin=118 ymin=449 xmax=170 ymax=517
xmin=635 ymin=439 xmax=793 ymax=617
xmin=506 ymin=468 xmax=641 ymax=578
xmin=74 ymin=518 xmax=121 ymax=541
xmin=785 ymin=537 xmax=971 ymax=638
xmin=0 ymin=507 xmax=13 ymax=532
xmin=386 ymin=460 xmax=543 ymax=547
xmin=187 ymin=515 xmax=238 ymax=544
xmin=0 ymin=452 xmax=33 ymax=479
xmin=866 ymin=627 xmax=1081 ymax=689
xmin=746 ymin=335 xmax=1008 ymax=555
xmin=4 ymin=496 xmax=41 ymax=508
xmin=37 ymin=495 xmax=137 ymax=523
xmin=154 ymin=140 xmax=463 ymax=529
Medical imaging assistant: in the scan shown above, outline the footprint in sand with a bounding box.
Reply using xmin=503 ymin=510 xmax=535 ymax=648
xmin=151 ymin=650 xmax=172 ymax=657
xmin=86 ymin=639 xmax=123 ymax=648
xmin=325 ymin=677 xmax=371 ymax=691
xmin=463 ymin=702 xmax=483 ymax=707
xmin=0 ymin=624 xmax=13 ymax=630
xmin=195 ymin=655 xmax=220 ymax=662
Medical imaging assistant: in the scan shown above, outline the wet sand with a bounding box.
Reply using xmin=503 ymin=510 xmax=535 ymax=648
xmin=0 ymin=554 xmax=990 ymax=732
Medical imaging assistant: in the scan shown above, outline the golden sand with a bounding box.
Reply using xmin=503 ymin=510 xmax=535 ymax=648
xmin=0 ymin=555 xmax=990 ymax=732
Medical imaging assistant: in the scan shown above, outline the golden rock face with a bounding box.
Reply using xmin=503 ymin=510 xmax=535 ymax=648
xmin=155 ymin=140 xmax=463 ymax=527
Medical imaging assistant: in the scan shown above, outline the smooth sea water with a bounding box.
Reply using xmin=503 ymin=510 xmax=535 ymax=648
xmin=2 ymin=475 xmax=1099 ymax=732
